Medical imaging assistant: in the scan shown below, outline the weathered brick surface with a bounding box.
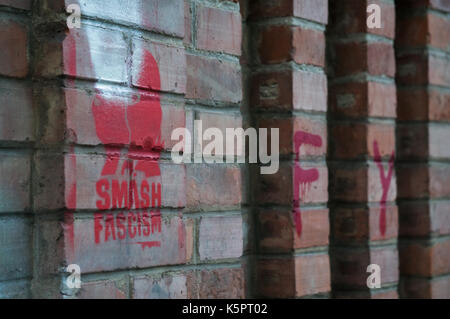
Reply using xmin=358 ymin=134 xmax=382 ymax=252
xmin=186 ymin=54 xmax=242 ymax=104
xmin=0 ymin=216 xmax=32 ymax=281
xmin=0 ymin=151 xmax=31 ymax=212
xmin=196 ymin=6 xmax=242 ymax=55
xmin=77 ymin=279 xmax=128 ymax=299
xmin=0 ymin=0 xmax=447 ymax=300
xmin=328 ymin=0 xmax=399 ymax=298
xmin=250 ymin=0 xmax=330 ymax=299
xmin=0 ymin=19 xmax=28 ymax=78
xmin=199 ymin=216 xmax=243 ymax=261
xmin=37 ymin=213 xmax=193 ymax=274
xmin=396 ymin=0 xmax=450 ymax=299
xmin=0 ymin=80 xmax=34 ymax=142
xmin=186 ymin=164 xmax=242 ymax=210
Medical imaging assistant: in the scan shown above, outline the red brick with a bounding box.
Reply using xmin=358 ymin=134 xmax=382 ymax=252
xmin=196 ymin=112 xmax=243 ymax=158
xmin=400 ymin=239 xmax=450 ymax=276
xmin=0 ymin=20 xmax=28 ymax=78
xmin=331 ymin=165 xmax=396 ymax=203
xmin=50 ymin=0 xmax=184 ymax=37
xmin=36 ymin=26 xmax=128 ymax=82
xmin=429 ymin=89 xmax=450 ymax=121
xmin=0 ymin=80 xmax=33 ymax=142
xmin=295 ymin=253 xmax=330 ymax=296
xmin=250 ymin=70 xmax=292 ymax=111
xmin=258 ymin=162 xmax=328 ymax=205
xmin=399 ymin=201 xmax=450 ymax=237
xmin=396 ymin=164 xmax=429 ymax=200
xmin=332 ymin=205 xmax=398 ymax=243
xmin=186 ymin=164 xmax=242 ymax=210
xmin=198 ymin=216 xmax=243 ymax=261
xmin=329 ymin=0 xmax=395 ymax=39
xmin=258 ymin=116 xmax=327 ymax=157
xmin=397 ymin=54 xmax=450 ymax=87
xmin=429 ymin=55 xmax=450 ymax=87
xmin=132 ymin=39 xmax=186 ymax=94
xmin=133 ymin=273 xmax=190 ymax=299
xmin=258 ymin=25 xmax=325 ymax=67
xmin=250 ymin=0 xmax=328 ymax=24
xmin=330 ymin=123 xmax=395 ymax=160
xmin=196 ymin=6 xmax=241 ymax=55
xmin=258 ymin=208 xmax=329 ymax=252
xmin=428 ymin=13 xmax=449 ymax=50
xmin=332 ymin=42 xmax=395 ymax=78
xmin=77 ymin=279 xmax=127 ymax=299
xmin=257 ymin=25 xmax=292 ymax=64
xmin=396 ymin=53 xmax=429 ymax=85
xmin=186 ymin=54 xmax=242 ymax=104
xmin=397 ymin=88 xmax=428 ymax=121
xmin=398 ymin=88 xmax=450 ymax=123
xmin=293 ymin=0 xmax=328 ymax=24
xmin=429 ymin=124 xmax=450 ymax=159
xmin=401 ymin=276 xmax=450 ymax=299
xmin=293 ymin=70 xmax=327 ymax=111
xmin=196 ymin=268 xmax=245 ymax=298
xmin=332 ymin=246 xmax=398 ymax=288
xmin=429 ymin=164 xmax=450 ymax=198
xmin=256 ymin=258 xmax=295 ymax=298
xmin=329 ymin=82 xmax=396 ymax=119
xmin=251 ymin=69 xmax=326 ymax=114
xmin=397 ymin=13 xmax=449 ymax=51
xmin=0 ymin=151 xmax=30 ymax=212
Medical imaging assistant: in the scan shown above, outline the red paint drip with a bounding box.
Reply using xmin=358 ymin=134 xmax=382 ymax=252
xmin=373 ymin=140 xmax=395 ymax=236
xmin=92 ymin=50 xmax=163 ymax=178
xmin=133 ymin=241 xmax=161 ymax=251
xmin=292 ymin=131 xmax=322 ymax=237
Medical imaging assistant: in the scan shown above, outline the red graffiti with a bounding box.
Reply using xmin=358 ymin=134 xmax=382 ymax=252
xmin=94 ymin=211 xmax=161 ymax=249
xmin=91 ymin=50 xmax=165 ymax=248
xmin=62 ymin=2 xmax=187 ymax=252
xmin=373 ymin=140 xmax=395 ymax=237
xmin=293 ymin=131 xmax=322 ymax=237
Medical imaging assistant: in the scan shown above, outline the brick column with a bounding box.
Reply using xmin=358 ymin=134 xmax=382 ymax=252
xmin=396 ymin=0 xmax=450 ymax=299
xmin=327 ymin=0 xmax=399 ymax=298
xmin=248 ymin=0 xmax=331 ymax=298
xmin=0 ymin=0 xmax=33 ymax=298
xmin=184 ymin=0 xmax=246 ymax=298
xmin=31 ymin=0 xmax=191 ymax=298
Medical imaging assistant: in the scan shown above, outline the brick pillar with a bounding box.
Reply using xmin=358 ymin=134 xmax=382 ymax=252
xmin=30 ymin=0 xmax=191 ymax=298
xmin=0 ymin=0 xmax=33 ymax=298
xmin=184 ymin=0 xmax=246 ymax=298
xmin=396 ymin=0 xmax=450 ymax=299
xmin=327 ymin=0 xmax=399 ymax=298
xmin=248 ymin=0 xmax=331 ymax=298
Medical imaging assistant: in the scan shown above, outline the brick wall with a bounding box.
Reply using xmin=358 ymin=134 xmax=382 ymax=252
xmin=396 ymin=0 xmax=450 ymax=299
xmin=0 ymin=0 xmax=33 ymax=298
xmin=0 ymin=0 xmax=448 ymax=299
xmin=248 ymin=0 xmax=331 ymax=298
xmin=327 ymin=0 xmax=399 ymax=298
